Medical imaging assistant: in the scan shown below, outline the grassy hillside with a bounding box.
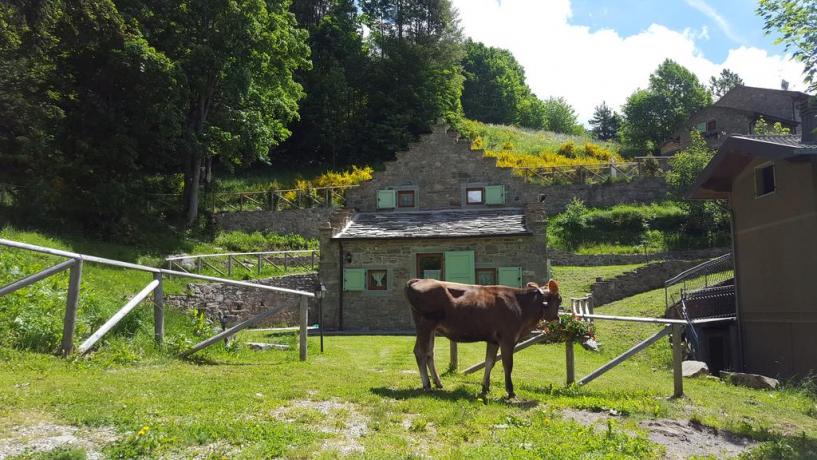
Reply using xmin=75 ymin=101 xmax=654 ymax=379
xmin=456 ymin=119 xmax=624 ymax=171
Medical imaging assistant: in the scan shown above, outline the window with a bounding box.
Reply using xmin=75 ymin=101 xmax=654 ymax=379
xmin=367 ymin=269 xmax=388 ymax=290
xmin=466 ymin=187 xmax=484 ymax=205
xmin=417 ymin=253 xmax=443 ymax=279
xmin=706 ymin=120 xmax=717 ymax=132
xmin=397 ymin=190 xmax=416 ymax=208
xmin=476 ymin=268 xmax=497 ymax=285
xmin=755 ymin=163 xmax=776 ymax=197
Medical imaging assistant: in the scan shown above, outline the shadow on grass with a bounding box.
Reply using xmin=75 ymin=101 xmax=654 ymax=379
xmin=371 ymin=385 xmax=541 ymax=408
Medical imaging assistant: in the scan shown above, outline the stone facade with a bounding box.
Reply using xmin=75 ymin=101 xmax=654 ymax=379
xmin=589 ymin=259 xmax=705 ymax=306
xmin=213 ymin=207 xmax=333 ymax=238
xmin=345 ymin=127 xmax=668 ymax=214
xmin=549 ymin=248 xmax=729 ymax=267
xmin=319 ymin=204 xmax=548 ymax=331
xmin=166 ymin=273 xmax=321 ymax=327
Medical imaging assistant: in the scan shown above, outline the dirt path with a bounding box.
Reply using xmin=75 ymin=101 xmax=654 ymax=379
xmin=562 ymin=408 xmax=756 ymax=459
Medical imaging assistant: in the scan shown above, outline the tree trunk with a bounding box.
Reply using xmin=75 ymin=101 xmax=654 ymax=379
xmin=184 ymin=149 xmax=202 ymax=226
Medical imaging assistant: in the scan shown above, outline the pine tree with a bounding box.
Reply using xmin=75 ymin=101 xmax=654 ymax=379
xmin=589 ymin=102 xmax=622 ymax=140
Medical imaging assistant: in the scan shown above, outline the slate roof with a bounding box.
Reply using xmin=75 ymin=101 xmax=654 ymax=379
xmin=333 ymin=208 xmax=530 ymax=240
xmin=730 ymin=134 xmax=817 ymax=152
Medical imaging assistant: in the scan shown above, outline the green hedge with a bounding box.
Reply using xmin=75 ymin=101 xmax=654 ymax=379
xmin=550 ymin=199 xmax=728 ymax=252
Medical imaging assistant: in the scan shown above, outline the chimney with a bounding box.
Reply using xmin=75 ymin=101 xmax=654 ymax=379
xmin=801 ymin=96 xmax=817 ymax=144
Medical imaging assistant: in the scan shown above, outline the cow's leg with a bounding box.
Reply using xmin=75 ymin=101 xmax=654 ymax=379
xmin=413 ymin=324 xmax=433 ymax=391
xmin=481 ymin=342 xmax=499 ymax=396
xmin=500 ymin=341 xmax=516 ymax=399
xmin=425 ymin=331 xmax=444 ymax=389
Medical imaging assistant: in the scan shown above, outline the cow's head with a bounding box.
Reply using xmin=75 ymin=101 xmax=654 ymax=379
xmin=527 ymin=279 xmax=562 ymax=321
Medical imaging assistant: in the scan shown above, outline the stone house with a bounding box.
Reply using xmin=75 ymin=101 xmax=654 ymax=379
xmin=662 ymin=85 xmax=809 ymax=155
xmin=690 ymin=96 xmax=817 ymax=378
xmin=318 ymin=126 xmax=549 ymax=331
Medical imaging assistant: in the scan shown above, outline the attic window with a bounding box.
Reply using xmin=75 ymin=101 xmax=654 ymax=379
xmin=755 ymin=163 xmax=776 ymax=197
xmin=466 ymin=187 xmax=484 ymax=204
xmin=397 ymin=190 xmax=415 ymax=208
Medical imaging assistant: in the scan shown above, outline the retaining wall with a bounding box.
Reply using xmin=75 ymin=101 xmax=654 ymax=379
xmin=212 ymin=207 xmax=333 ymax=238
xmin=590 ymin=259 xmax=705 ymax=307
xmin=166 ymin=273 xmax=321 ymax=327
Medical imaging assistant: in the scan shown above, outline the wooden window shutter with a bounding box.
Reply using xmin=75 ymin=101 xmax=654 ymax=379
xmin=498 ymin=267 xmax=522 ymax=287
xmin=343 ymin=268 xmax=366 ymax=291
xmin=484 ymin=185 xmax=505 ymax=205
xmin=377 ymin=189 xmax=396 ymax=209
xmin=444 ymin=251 xmax=475 ymax=284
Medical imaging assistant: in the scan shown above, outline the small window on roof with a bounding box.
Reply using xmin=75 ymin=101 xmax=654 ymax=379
xmin=397 ymin=190 xmax=415 ymax=208
xmin=755 ymin=163 xmax=775 ymax=197
xmin=466 ymin=187 xmax=484 ymax=204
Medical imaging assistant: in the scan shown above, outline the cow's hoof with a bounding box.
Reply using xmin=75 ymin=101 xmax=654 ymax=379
xmin=422 ymin=386 xmax=432 ymax=392
xmin=434 ymin=383 xmax=444 ymax=389
xmin=505 ymin=393 xmax=517 ymax=400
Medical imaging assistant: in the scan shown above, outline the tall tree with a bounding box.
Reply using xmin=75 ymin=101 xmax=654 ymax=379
xmin=460 ymin=40 xmax=530 ymax=124
xmin=117 ymin=0 xmax=311 ymax=224
xmin=279 ymin=0 xmax=368 ymax=168
xmin=758 ymin=0 xmax=817 ymax=92
xmin=359 ymin=0 xmax=465 ymax=160
xmin=709 ymin=68 xmax=744 ymax=99
xmin=621 ymin=59 xmax=711 ymax=153
xmin=543 ymin=97 xmax=582 ymax=135
xmin=589 ymin=101 xmax=622 ymax=140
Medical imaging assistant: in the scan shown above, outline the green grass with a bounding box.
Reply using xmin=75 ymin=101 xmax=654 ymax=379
xmin=2 ymin=230 xmax=817 ymax=458
xmin=457 ymin=119 xmax=619 ymax=156
xmin=551 ymin=264 xmax=646 ymax=298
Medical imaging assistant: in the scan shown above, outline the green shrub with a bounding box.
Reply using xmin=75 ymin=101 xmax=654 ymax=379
xmin=212 ymin=231 xmax=318 ymax=252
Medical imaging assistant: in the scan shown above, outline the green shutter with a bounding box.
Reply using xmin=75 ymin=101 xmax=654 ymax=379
xmin=498 ymin=267 xmax=522 ymax=287
xmin=377 ymin=189 xmax=396 ymax=209
xmin=343 ymin=268 xmax=366 ymax=291
xmin=444 ymin=251 xmax=475 ymax=284
xmin=696 ymin=122 xmax=706 ymax=133
xmin=484 ymin=185 xmax=505 ymax=205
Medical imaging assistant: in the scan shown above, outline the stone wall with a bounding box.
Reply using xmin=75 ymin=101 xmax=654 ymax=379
xmin=550 ymin=248 xmax=729 ymax=267
xmin=319 ymin=204 xmax=548 ymax=332
xmin=213 ymin=207 xmax=333 ymax=238
xmin=166 ymin=273 xmax=321 ymax=327
xmin=590 ymin=259 xmax=705 ymax=307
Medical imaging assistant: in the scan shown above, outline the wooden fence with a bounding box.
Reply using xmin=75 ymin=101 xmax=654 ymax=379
xmin=165 ymin=250 xmax=319 ymax=278
xmin=517 ymin=156 xmax=672 ymax=184
xmin=147 ymin=185 xmax=357 ymax=215
xmin=0 ymin=239 xmax=316 ymax=360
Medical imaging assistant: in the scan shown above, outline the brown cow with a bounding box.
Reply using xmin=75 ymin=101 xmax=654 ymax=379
xmin=405 ymin=278 xmax=562 ymax=398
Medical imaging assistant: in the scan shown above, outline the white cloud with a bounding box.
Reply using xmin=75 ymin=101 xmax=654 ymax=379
xmin=453 ymin=0 xmax=806 ymax=124
xmin=684 ymin=0 xmax=744 ymax=44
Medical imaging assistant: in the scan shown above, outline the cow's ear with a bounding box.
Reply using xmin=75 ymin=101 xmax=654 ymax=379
xmin=547 ymin=279 xmax=559 ymax=293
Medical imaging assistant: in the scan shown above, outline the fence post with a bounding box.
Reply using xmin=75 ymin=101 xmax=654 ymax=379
xmin=299 ymin=296 xmax=308 ymax=361
xmin=61 ymin=259 xmax=83 ymax=357
xmin=672 ymin=323 xmax=684 ymax=398
xmin=324 ymin=188 xmax=331 ymax=208
xmin=257 ymin=254 xmax=262 ymax=275
xmin=566 ymin=338 xmax=575 ymax=385
xmin=449 ymin=340 xmax=458 ymax=371
xmin=153 ymin=272 xmax=164 ymax=344
xmin=227 ymin=256 xmax=232 ymax=276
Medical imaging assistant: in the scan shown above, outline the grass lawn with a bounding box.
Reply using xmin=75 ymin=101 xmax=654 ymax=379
xmin=2 ymin=230 xmax=817 ymax=458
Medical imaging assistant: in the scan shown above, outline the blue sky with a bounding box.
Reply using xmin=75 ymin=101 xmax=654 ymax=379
xmin=570 ymin=0 xmax=779 ymax=61
xmin=454 ymin=0 xmax=805 ymax=123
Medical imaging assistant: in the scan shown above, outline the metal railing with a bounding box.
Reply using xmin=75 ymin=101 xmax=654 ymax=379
xmin=165 ymin=250 xmax=319 ymax=277
xmin=146 ymin=185 xmax=357 ymax=214
xmin=664 ymin=253 xmax=734 ymax=314
xmin=0 ymin=239 xmax=315 ymax=360
xmin=517 ymin=156 xmax=671 ymax=184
